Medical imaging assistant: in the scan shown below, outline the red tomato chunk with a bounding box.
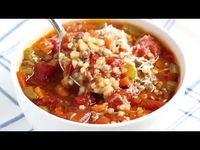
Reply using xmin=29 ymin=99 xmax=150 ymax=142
xmin=134 ymin=35 xmax=161 ymax=57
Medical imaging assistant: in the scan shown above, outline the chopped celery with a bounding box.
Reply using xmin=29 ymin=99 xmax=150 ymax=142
xmin=24 ymin=48 xmax=34 ymax=62
xmin=123 ymin=63 xmax=137 ymax=79
xmin=169 ymin=63 xmax=178 ymax=73
xmin=122 ymin=24 xmax=144 ymax=38
xmin=34 ymin=49 xmax=47 ymax=58
xmin=20 ymin=66 xmax=33 ymax=75
xmin=23 ymin=86 xmax=39 ymax=100
xmin=166 ymin=81 xmax=178 ymax=92
xmin=155 ymin=58 xmax=166 ymax=69
xmin=32 ymin=53 xmax=40 ymax=63
xmin=24 ymin=48 xmax=40 ymax=63
xmin=96 ymin=21 xmax=106 ymax=29
xmin=39 ymin=106 xmax=49 ymax=112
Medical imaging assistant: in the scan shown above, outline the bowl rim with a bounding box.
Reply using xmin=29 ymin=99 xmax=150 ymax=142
xmin=11 ymin=19 xmax=186 ymax=128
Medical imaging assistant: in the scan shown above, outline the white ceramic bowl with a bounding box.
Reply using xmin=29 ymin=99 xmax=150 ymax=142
xmin=11 ymin=19 xmax=186 ymax=131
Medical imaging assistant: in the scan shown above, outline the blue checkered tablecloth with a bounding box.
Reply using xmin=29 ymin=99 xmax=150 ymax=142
xmin=0 ymin=19 xmax=199 ymax=131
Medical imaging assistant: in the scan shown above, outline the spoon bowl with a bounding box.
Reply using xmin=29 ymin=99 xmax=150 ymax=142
xmin=48 ymin=19 xmax=80 ymax=86
xmin=48 ymin=19 xmax=66 ymax=71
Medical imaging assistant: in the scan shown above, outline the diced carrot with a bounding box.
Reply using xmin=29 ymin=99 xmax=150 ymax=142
xmin=53 ymin=106 xmax=66 ymax=119
xmin=17 ymin=71 xmax=26 ymax=89
xmin=128 ymin=111 xmax=137 ymax=119
xmin=91 ymin=103 xmax=107 ymax=112
xmin=120 ymin=77 xmax=132 ymax=88
xmin=119 ymin=47 xmax=126 ymax=52
xmin=119 ymin=45 xmax=127 ymax=52
xmin=89 ymin=30 xmax=98 ymax=36
xmin=95 ymin=116 xmax=110 ymax=124
xmin=55 ymin=84 xmax=69 ymax=97
xmin=34 ymin=86 xmax=45 ymax=98
xmin=105 ymin=38 xmax=113 ymax=49
xmin=38 ymin=40 xmax=53 ymax=55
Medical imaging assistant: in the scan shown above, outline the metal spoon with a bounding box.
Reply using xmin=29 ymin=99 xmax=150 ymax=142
xmin=48 ymin=19 xmax=80 ymax=86
xmin=48 ymin=19 xmax=66 ymax=71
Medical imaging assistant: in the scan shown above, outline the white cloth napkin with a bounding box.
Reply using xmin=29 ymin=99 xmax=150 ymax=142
xmin=0 ymin=19 xmax=199 ymax=131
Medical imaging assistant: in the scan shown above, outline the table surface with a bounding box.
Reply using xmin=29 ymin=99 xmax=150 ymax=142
xmin=0 ymin=19 xmax=200 ymax=131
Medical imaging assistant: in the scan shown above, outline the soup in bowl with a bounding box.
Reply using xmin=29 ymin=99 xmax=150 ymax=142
xmin=11 ymin=19 xmax=185 ymax=130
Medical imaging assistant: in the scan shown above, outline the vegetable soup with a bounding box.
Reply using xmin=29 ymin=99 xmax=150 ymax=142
xmin=17 ymin=20 xmax=180 ymax=124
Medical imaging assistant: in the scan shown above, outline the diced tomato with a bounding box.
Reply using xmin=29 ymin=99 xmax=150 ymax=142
xmin=106 ymin=57 xmax=123 ymax=67
xmin=141 ymin=100 xmax=165 ymax=110
xmin=64 ymin=63 xmax=73 ymax=75
xmin=45 ymin=94 xmax=57 ymax=104
xmin=35 ymin=95 xmax=58 ymax=112
xmin=73 ymin=95 xmax=86 ymax=105
xmin=135 ymin=48 xmax=146 ymax=57
xmin=147 ymin=92 xmax=158 ymax=99
xmin=73 ymin=93 xmax=97 ymax=106
xmin=161 ymin=50 xmax=174 ymax=62
xmin=148 ymin=44 xmax=159 ymax=56
xmin=113 ymin=89 xmax=133 ymax=101
xmin=49 ymin=38 xmax=58 ymax=53
xmin=28 ymin=60 xmax=62 ymax=86
xmin=130 ymin=97 xmax=142 ymax=106
xmin=134 ymin=35 xmax=161 ymax=57
xmin=36 ymin=93 xmax=58 ymax=106
xmin=90 ymin=54 xmax=99 ymax=64
xmin=105 ymin=94 xmax=123 ymax=109
xmin=61 ymin=36 xmax=69 ymax=51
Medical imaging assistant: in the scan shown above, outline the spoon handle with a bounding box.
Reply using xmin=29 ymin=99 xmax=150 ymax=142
xmin=48 ymin=19 xmax=66 ymax=36
xmin=48 ymin=19 xmax=80 ymax=86
xmin=48 ymin=19 xmax=65 ymax=71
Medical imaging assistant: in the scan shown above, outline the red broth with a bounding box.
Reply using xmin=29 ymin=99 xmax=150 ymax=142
xmin=17 ymin=20 xmax=180 ymax=124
